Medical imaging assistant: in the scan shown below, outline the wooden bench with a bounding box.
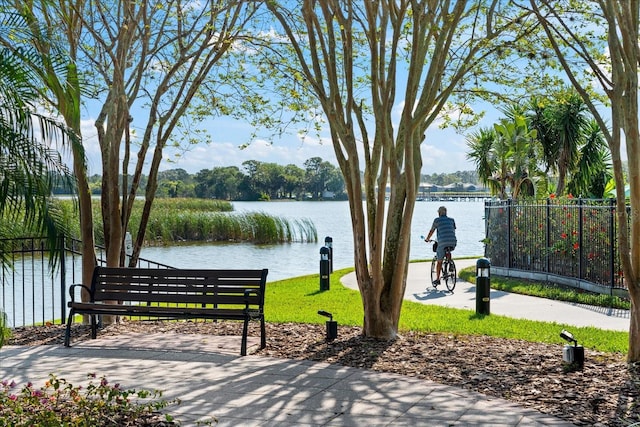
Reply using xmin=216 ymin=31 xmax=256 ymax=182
xmin=64 ymin=266 xmax=268 ymax=356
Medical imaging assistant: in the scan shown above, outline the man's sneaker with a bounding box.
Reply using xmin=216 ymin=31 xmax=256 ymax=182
xmin=432 ymin=279 xmax=440 ymax=287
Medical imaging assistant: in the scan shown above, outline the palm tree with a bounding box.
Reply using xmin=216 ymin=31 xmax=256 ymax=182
xmin=546 ymin=91 xmax=589 ymax=195
xmin=493 ymin=115 xmax=542 ymax=199
xmin=0 ymin=43 xmax=76 ymax=267
xmin=526 ymin=96 xmax=559 ymax=176
xmin=467 ymin=109 xmax=545 ymax=200
xmin=567 ymin=120 xmax=612 ymax=198
xmin=467 ymin=127 xmax=507 ymax=198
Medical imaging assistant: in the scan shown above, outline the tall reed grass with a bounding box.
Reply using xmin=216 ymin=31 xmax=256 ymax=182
xmin=52 ymin=198 xmax=317 ymax=245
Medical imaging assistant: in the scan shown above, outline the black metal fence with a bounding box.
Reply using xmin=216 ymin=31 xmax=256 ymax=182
xmin=0 ymin=236 xmax=173 ymax=328
xmin=485 ymin=198 xmax=627 ymax=298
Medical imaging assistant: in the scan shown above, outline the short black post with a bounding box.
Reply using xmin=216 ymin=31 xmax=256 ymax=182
xmin=320 ymin=246 xmax=330 ymax=291
xmin=475 ymin=258 xmax=491 ymax=315
xmin=324 ymin=236 xmax=333 ymax=273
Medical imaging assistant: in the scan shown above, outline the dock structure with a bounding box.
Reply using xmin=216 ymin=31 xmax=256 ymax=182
xmin=417 ymin=192 xmax=493 ymax=202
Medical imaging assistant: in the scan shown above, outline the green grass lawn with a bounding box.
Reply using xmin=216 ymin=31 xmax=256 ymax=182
xmin=265 ymin=268 xmax=629 ymax=354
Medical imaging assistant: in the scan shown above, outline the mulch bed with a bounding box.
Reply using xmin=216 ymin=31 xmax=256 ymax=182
xmin=6 ymin=320 xmax=640 ymax=426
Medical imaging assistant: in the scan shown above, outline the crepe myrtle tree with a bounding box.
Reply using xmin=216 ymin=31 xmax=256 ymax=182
xmin=263 ymin=1 xmax=539 ymax=338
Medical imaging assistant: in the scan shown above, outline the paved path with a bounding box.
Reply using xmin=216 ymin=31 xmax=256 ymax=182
xmin=341 ymin=258 xmax=630 ymax=332
xmin=1 ymin=261 xmax=627 ymax=426
xmin=1 ymin=334 xmax=573 ymax=426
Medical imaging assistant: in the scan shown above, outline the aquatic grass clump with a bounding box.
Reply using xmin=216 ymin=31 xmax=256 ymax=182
xmin=236 ymin=211 xmax=317 ymax=244
xmin=295 ymin=217 xmax=317 ymax=243
xmin=153 ymin=198 xmax=233 ymax=212
xmin=140 ymin=210 xmax=317 ymax=245
xmin=49 ymin=198 xmax=316 ymax=245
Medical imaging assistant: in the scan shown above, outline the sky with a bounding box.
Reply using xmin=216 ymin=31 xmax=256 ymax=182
xmin=77 ymin=102 xmax=492 ymax=178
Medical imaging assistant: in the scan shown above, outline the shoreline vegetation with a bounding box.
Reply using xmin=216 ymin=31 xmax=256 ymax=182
xmin=8 ymin=198 xmax=318 ymax=246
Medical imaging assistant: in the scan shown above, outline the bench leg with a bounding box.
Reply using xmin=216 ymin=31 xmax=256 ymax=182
xmin=90 ymin=315 xmax=98 ymax=339
xmin=241 ymin=319 xmax=249 ymax=356
xmin=260 ymin=316 xmax=266 ymax=350
xmin=64 ymin=310 xmax=75 ymax=347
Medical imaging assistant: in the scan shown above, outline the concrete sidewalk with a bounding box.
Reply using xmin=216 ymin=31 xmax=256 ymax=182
xmin=0 ymin=333 xmax=573 ymax=426
xmin=341 ymin=258 xmax=630 ymax=332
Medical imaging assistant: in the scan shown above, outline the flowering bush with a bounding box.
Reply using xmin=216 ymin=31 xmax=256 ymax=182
xmin=0 ymin=373 xmax=186 ymax=426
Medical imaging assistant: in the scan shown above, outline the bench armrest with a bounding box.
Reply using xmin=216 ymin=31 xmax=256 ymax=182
xmin=68 ymin=284 xmax=92 ymax=303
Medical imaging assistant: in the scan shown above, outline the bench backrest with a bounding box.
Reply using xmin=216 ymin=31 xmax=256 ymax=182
xmin=90 ymin=266 xmax=268 ymax=307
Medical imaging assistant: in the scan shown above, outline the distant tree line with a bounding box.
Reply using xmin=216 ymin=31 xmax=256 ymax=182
xmin=52 ymin=157 xmax=478 ymax=201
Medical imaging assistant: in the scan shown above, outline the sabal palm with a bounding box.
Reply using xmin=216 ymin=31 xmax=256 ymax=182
xmin=0 ymin=45 xmax=75 ymax=266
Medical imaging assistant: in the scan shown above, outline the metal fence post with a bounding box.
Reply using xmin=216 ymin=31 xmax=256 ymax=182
xmin=60 ymin=234 xmax=67 ymax=325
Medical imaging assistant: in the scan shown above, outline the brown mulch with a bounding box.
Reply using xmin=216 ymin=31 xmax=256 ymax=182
xmin=6 ymin=320 xmax=640 ymax=426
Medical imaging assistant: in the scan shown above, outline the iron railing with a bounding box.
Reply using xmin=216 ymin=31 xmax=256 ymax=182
xmin=485 ymin=198 xmax=627 ymax=300
xmin=0 ymin=236 xmax=173 ymax=328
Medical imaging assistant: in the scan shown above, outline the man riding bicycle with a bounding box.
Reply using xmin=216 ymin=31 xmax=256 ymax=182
xmin=424 ymin=206 xmax=457 ymax=286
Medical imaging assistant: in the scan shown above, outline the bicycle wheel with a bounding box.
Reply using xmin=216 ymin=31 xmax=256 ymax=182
xmin=430 ymin=257 xmax=438 ymax=287
xmin=443 ymin=259 xmax=457 ymax=292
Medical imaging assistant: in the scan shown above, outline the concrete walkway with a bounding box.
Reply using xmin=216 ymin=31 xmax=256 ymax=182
xmin=0 ymin=334 xmax=574 ymax=426
xmin=341 ymin=258 xmax=630 ymax=332
xmin=1 ymin=260 xmax=626 ymax=426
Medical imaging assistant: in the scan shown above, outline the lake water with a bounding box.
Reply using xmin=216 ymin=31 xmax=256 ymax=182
xmin=141 ymin=200 xmax=486 ymax=281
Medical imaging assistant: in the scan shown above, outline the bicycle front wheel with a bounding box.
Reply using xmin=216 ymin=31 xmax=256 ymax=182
xmin=443 ymin=260 xmax=457 ymax=292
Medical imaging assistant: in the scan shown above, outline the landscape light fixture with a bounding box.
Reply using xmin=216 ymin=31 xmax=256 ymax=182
xmin=560 ymin=329 xmax=584 ymax=370
xmin=560 ymin=329 xmax=577 ymax=345
xmin=318 ymin=310 xmax=338 ymax=341
xmin=317 ymin=310 xmax=333 ymax=320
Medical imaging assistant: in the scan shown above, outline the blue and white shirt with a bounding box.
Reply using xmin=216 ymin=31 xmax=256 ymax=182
xmin=431 ymin=215 xmax=457 ymax=248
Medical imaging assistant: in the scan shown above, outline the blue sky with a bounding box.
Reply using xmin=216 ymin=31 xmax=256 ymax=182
xmin=77 ymin=101 xmax=493 ymax=178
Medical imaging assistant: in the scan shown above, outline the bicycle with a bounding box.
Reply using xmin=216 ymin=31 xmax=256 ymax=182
xmin=422 ymin=237 xmax=457 ymax=292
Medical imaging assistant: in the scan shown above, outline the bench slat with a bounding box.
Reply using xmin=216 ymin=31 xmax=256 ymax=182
xmin=92 ymin=293 xmax=262 ymax=306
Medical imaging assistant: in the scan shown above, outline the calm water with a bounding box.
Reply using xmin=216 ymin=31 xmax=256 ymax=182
xmin=141 ymin=200 xmax=486 ymax=281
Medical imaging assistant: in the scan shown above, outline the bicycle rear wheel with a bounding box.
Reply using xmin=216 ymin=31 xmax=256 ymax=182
xmin=443 ymin=259 xmax=457 ymax=292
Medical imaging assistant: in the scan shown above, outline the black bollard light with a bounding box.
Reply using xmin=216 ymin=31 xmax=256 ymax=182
xmin=475 ymin=258 xmax=491 ymax=315
xmin=318 ymin=310 xmax=338 ymax=341
xmin=560 ymin=329 xmax=584 ymax=370
xmin=324 ymin=236 xmax=333 ymax=273
xmin=320 ymin=246 xmax=330 ymax=291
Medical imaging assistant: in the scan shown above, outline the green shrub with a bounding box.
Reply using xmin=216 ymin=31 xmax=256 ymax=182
xmin=0 ymin=373 xmax=212 ymax=427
